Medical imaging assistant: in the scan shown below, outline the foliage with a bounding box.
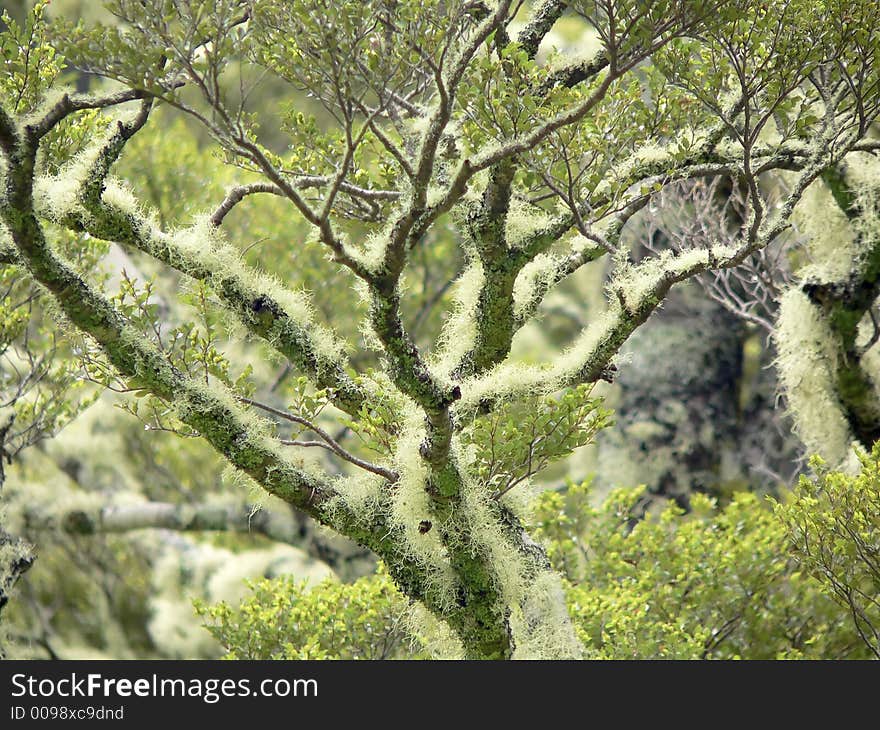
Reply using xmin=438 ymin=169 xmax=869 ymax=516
xmin=0 ymin=0 xmax=109 ymax=469
xmin=196 ymin=569 xmax=413 ymax=660
xmin=0 ymin=2 xmax=60 ymax=115
xmin=533 ymin=481 xmax=868 ymax=659
xmin=462 ymin=383 xmax=612 ymax=498
xmin=205 ymin=458 xmax=880 ymax=660
xmin=777 ymin=447 xmax=880 ymax=658
xmin=0 ymin=247 xmax=101 ymax=464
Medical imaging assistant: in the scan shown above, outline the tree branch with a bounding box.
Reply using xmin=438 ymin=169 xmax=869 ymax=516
xmin=460 ymin=142 xmax=837 ymax=412
xmin=1 ymin=126 xmax=374 ymax=544
xmin=517 ymin=0 xmax=569 ymax=58
xmin=51 ymin=499 xmax=304 ymax=546
xmin=240 ymin=396 xmax=399 ymax=482
xmin=209 ymin=183 xmax=284 ymax=227
xmin=46 ymin=125 xmax=370 ymax=417
xmin=25 ymin=88 xmax=148 ymax=141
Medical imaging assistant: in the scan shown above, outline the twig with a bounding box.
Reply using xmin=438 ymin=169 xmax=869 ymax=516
xmin=239 ymin=396 xmax=398 ymax=482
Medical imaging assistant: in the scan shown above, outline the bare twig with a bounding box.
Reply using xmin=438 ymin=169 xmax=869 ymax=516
xmin=239 ymin=396 xmax=398 ymax=482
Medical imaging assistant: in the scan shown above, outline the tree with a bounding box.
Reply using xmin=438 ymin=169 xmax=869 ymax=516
xmin=640 ymin=156 xmax=880 ymax=474
xmin=2 ymin=0 xmax=880 ymax=659
xmin=0 ymin=2 xmax=110 ymax=624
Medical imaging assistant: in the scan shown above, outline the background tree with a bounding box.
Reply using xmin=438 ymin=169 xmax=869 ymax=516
xmin=2 ymin=0 xmax=880 ymax=658
xmin=630 ymin=151 xmax=880 ymax=475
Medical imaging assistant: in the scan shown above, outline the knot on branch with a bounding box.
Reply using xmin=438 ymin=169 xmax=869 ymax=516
xmin=62 ymin=510 xmax=97 ymax=535
xmin=802 ymin=277 xmax=868 ymax=312
xmin=598 ymin=363 xmax=618 ymax=383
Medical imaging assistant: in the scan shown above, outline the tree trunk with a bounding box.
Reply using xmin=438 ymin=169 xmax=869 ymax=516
xmin=775 ymin=157 xmax=880 ymax=468
xmin=597 ymin=281 xmax=802 ymax=506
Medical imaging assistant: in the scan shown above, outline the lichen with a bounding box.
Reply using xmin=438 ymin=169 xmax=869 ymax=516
xmin=774 ymin=288 xmax=860 ymax=470
xmin=431 ymin=260 xmax=483 ymax=378
xmin=505 ymin=197 xmax=555 ymax=251
xmin=792 ymin=178 xmax=858 ymax=281
xmin=401 ymin=601 xmax=465 ymax=659
xmin=459 ymin=473 xmax=527 ymax=607
xmin=510 ymin=571 xmax=585 ymax=659
xmin=387 ymin=406 xmax=457 ymax=607
xmin=513 ymin=252 xmax=559 ymax=321
xmin=610 ymin=248 xmax=713 ymax=312
xmin=327 ymin=473 xmax=385 ymax=526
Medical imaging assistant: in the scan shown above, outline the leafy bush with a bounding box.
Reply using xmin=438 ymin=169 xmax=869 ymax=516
xmin=533 ymin=482 xmax=866 ymax=659
xmin=196 ymin=570 xmax=413 ymax=660
xmin=776 ymin=447 xmax=880 ymax=659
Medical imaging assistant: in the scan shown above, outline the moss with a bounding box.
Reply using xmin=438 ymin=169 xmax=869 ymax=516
xmin=460 ymin=258 xmax=520 ymax=375
xmin=367 ymin=280 xmax=453 ymax=411
xmin=821 ymin=166 xmax=858 ymax=220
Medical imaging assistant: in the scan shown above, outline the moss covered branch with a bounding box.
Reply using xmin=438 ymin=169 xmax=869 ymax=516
xmin=776 ymin=156 xmax=880 ymax=464
xmin=37 ymin=118 xmax=370 ymax=417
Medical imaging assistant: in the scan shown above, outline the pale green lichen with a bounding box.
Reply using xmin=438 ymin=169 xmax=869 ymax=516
xmin=36 ymin=142 xmax=351 ymax=372
xmin=172 ymin=218 xmax=314 ymax=324
xmin=431 ymin=260 xmax=483 ymax=378
xmin=610 ymin=248 xmax=713 ymax=312
xmin=387 ymin=406 xmax=457 ymax=606
xmin=33 ymin=149 xmax=100 ymax=218
xmin=776 ymin=155 xmax=880 ymax=469
xmin=455 ymin=438 xmax=526 ymax=604
xmin=505 ymin=197 xmax=556 ymax=251
xmin=513 ymin=252 xmax=559 ymax=321
xmin=327 ymin=473 xmax=385 ymax=527
xmin=462 ymin=247 xmax=729 ymax=410
xmin=792 ymin=178 xmax=858 ymax=281
xmin=350 ymin=226 xmax=390 ymax=274
xmin=458 ymin=360 xmax=554 ymax=411
xmin=593 ymin=141 xmax=677 ymax=200
xmin=847 ymin=153 xmax=880 ymax=248
xmin=402 ymin=601 xmax=465 ymax=659
xmin=846 ymin=152 xmax=880 ymax=200
xmin=459 ymin=473 xmax=527 ymax=607
xmin=774 ymin=288 xmax=860 ymax=470
xmin=453 ymin=437 xmax=584 ymax=658
xmin=553 ymin=306 xmax=621 ymax=381
xmin=510 ymin=571 xmax=585 ymax=659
